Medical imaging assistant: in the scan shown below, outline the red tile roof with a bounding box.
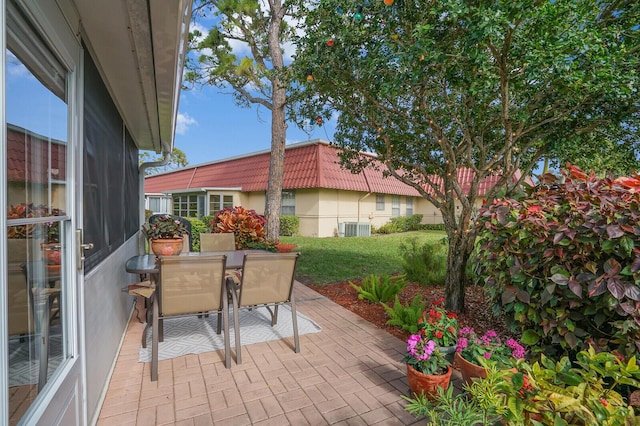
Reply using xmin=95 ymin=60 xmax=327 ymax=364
xmin=7 ymin=124 xmax=67 ymax=183
xmin=144 ymin=140 xmax=509 ymax=197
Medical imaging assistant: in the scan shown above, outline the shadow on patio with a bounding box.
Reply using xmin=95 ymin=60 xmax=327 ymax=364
xmin=97 ymin=282 xmax=463 ymax=425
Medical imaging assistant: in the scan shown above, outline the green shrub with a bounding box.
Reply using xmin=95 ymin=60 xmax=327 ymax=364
xmin=349 ymin=273 xmax=407 ymax=303
xmin=474 ymin=166 xmax=640 ymax=358
xmin=375 ymin=214 xmax=425 ymax=234
xmin=383 ymin=295 xmax=427 ymax=334
xmin=186 ymin=218 xmax=207 ymax=252
xmin=399 ymin=238 xmax=447 ymax=286
xmin=422 ymin=223 xmax=445 ymax=231
xmin=402 ymin=384 xmax=488 ymax=426
xmin=279 ymin=215 xmax=299 ymax=236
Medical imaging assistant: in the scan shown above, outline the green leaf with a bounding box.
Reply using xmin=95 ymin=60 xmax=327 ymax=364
xmin=521 ymin=329 xmax=540 ymax=345
xmin=550 ymin=274 xmax=569 ymax=285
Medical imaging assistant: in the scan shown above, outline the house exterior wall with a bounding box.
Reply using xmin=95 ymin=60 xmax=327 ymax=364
xmin=154 ymin=188 xmax=447 ymax=238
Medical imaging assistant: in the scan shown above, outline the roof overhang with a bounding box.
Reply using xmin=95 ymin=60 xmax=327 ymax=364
xmin=161 ymin=187 xmax=243 ymax=195
xmin=74 ymin=0 xmax=192 ymax=153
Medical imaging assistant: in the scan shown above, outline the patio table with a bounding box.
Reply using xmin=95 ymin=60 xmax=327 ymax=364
xmin=124 ymin=250 xmax=267 ymax=381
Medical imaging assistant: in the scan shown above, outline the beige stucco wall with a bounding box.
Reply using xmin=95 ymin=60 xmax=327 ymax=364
xmin=165 ymin=188 xmax=483 ymax=238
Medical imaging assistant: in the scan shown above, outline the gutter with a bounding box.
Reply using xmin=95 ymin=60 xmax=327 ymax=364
xmin=138 ymin=142 xmax=171 ymax=253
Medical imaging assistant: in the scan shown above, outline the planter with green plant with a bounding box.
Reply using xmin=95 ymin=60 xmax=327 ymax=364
xmin=418 ymin=297 xmax=459 ymax=363
xmin=142 ymin=215 xmax=190 ymax=256
xmin=455 ymin=327 xmax=525 ymax=385
xmin=404 ymin=332 xmax=452 ymax=400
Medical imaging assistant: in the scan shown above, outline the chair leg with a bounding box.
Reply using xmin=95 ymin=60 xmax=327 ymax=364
xmin=290 ymin=298 xmax=300 ymax=353
xmin=151 ymin=292 xmax=159 ymax=381
xmin=227 ymin=282 xmax=242 ymax=364
xmin=216 ymin=311 xmax=222 ymax=335
xmin=272 ymin=304 xmax=279 ymax=326
xmin=222 ymin=287 xmax=231 ymax=368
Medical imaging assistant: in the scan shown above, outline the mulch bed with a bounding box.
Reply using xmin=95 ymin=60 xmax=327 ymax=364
xmin=307 ymin=280 xmax=512 ymax=342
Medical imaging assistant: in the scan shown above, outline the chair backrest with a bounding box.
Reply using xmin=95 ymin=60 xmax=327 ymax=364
xmin=238 ymin=252 xmax=299 ymax=307
xmin=200 ymin=232 xmax=236 ymax=252
xmin=158 ymin=254 xmax=227 ymax=316
xmin=149 ymin=214 xmax=193 ymax=252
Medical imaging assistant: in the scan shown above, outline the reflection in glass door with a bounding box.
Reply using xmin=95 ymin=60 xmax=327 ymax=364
xmin=5 ymin=44 xmax=69 ymax=423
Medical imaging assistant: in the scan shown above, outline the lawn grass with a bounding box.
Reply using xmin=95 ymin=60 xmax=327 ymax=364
xmin=280 ymin=231 xmax=446 ymax=285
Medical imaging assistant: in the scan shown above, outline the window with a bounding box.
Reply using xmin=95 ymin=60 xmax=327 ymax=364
xmin=376 ymin=194 xmax=385 ymax=211
xmin=282 ymin=190 xmax=296 ymax=216
xmin=406 ymin=197 xmax=414 ymax=216
xmin=173 ymin=194 xmax=204 ymax=217
xmin=6 ymin=1 xmax=71 ymax=414
xmin=391 ymin=195 xmax=401 ymax=217
xmin=209 ymin=194 xmax=233 ymax=215
xmin=148 ymin=196 xmax=161 ymax=212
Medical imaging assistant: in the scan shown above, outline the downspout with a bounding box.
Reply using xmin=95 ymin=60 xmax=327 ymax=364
xmin=357 ymin=192 xmax=372 ymax=224
xmin=138 ymin=142 xmax=171 ymax=253
xmin=358 ymin=167 xmax=373 ymax=223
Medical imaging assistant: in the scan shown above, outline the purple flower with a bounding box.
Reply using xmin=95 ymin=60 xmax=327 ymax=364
xmin=506 ymin=339 xmax=525 ymax=359
xmin=459 ymin=327 xmax=475 ymax=336
xmin=456 ymin=337 xmax=468 ymax=352
xmin=485 ymin=330 xmax=498 ymax=339
xmin=483 ymin=352 xmax=492 ymax=359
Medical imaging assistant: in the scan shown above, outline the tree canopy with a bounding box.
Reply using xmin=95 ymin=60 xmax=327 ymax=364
xmin=293 ymin=0 xmax=639 ymax=311
xmin=185 ymin=0 xmax=297 ymax=241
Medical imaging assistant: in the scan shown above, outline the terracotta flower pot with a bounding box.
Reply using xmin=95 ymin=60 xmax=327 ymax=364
xmin=406 ymin=364 xmax=452 ymax=400
xmin=455 ymin=351 xmax=487 ymax=386
xmin=41 ymin=243 xmax=62 ymax=265
xmin=151 ymin=238 xmax=184 ymax=256
xmin=454 ymin=352 xmax=518 ymax=386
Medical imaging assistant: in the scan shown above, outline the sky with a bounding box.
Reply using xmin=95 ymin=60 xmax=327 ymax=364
xmin=168 ymin=7 xmax=337 ymax=168
xmin=172 ymin=85 xmax=336 ymax=167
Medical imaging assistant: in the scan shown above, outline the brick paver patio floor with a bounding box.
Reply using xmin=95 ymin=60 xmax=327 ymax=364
xmin=97 ymin=282 xmax=462 ymax=425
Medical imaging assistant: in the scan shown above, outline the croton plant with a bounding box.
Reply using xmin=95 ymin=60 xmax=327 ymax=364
xmin=209 ymin=206 xmax=268 ymax=250
xmin=7 ymin=203 xmax=64 ymax=239
xmin=474 ymin=165 xmax=640 ymax=357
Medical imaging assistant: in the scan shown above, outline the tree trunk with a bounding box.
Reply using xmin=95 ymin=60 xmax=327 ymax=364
xmin=444 ymin=232 xmax=473 ymax=313
xmin=263 ymin=1 xmax=286 ymax=242
xmin=264 ymin=100 xmax=286 ymax=242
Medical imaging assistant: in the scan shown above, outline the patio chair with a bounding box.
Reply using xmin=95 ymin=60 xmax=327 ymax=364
xmin=151 ymin=254 xmax=231 ymax=381
xmin=200 ymin=232 xmax=236 ymax=251
xmin=148 ymin=214 xmax=193 ymax=252
xmin=227 ymin=252 xmax=300 ymax=364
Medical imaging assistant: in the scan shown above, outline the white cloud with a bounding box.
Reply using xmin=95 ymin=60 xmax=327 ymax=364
xmin=175 ymin=112 xmax=197 ymax=135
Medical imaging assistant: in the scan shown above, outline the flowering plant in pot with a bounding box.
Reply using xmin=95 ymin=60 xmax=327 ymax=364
xmin=403 ymin=333 xmax=452 ymax=399
xmin=417 ymin=297 xmax=459 ymax=361
xmin=455 ymin=327 xmax=525 ymax=385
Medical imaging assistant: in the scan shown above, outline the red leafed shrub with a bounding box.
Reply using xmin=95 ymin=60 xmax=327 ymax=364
xmin=474 ymin=165 xmax=640 ymax=358
xmin=276 ymin=243 xmax=298 ymax=253
xmin=209 ymin=206 xmax=267 ymax=249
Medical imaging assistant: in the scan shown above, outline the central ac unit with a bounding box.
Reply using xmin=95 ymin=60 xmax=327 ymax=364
xmin=342 ymin=222 xmax=371 ymax=237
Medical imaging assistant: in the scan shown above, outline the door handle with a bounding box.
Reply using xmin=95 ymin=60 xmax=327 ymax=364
xmin=76 ymin=229 xmax=94 ymax=269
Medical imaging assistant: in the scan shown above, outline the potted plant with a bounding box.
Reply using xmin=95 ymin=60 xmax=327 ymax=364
xmin=403 ymin=333 xmax=452 ymax=400
xmin=142 ymin=215 xmax=189 ymax=256
xmin=455 ymin=327 xmax=525 ymax=385
xmin=417 ymin=297 xmax=459 ymax=363
xmin=42 ymin=221 xmax=62 ymax=266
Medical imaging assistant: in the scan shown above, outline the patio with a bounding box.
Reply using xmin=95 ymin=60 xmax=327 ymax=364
xmin=96 ymin=281 xmax=462 ymax=425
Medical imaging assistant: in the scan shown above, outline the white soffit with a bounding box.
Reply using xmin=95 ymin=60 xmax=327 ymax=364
xmin=73 ymin=0 xmax=192 ymax=152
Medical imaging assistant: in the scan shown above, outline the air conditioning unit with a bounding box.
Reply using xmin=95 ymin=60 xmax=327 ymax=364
xmin=342 ymin=222 xmax=371 ymax=237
